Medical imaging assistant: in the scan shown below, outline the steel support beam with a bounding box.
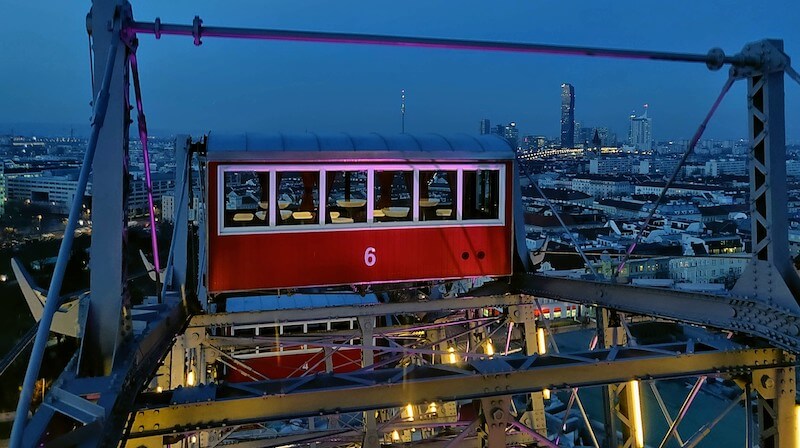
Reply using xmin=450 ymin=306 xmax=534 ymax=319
xmin=598 ymin=309 xmax=624 ymax=448
xmin=170 ymin=136 xmax=191 ymax=295
xmin=359 ymin=316 xmax=380 ymax=448
xmin=190 ymin=292 xmax=528 ymax=327
xmin=125 ymin=343 xmax=791 ymax=440
xmin=509 ymin=305 xmax=547 ymax=437
xmin=479 ymin=397 xmax=510 ymax=448
xmin=517 ymin=275 xmax=800 ymax=352
xmin=81 ymin=0 xmax=133 ymax=376
xmin=125 ymin=19 xmax=761 ymax=68
xmin=730 ymin=39 xmax=800 ymax=314
xmin=754 ymin=363 xmax=798 ymax=448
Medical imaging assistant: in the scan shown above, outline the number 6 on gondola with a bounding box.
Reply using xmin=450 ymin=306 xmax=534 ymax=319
xmin=364 ymin=247 xmax=377 ymax=267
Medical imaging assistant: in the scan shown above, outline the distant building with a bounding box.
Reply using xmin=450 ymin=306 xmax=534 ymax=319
xmin=681 ymin=234 xmax=744 ymax=256
xmin=7 ymin=169 xmax=92 ymax=213
xmin=529 ymin=187 xmax=593 ymax=206
xmin=502 ymin=122 xmax=519 ymax=149
xmin=161 ymin=189 xmax=201 ymax=224
xmin=128 ymin=173 xmax=175 ymax=217
xmin=628 ymin=106 xmax=653 ymax=151
xmin=595 ymin=198 xmax=646 ymax=218
xmin=560 ymin=83 xmax=575 ymax=148
xmin=704 ymin=159 xmax=746 ymax=177
xmin=479 ymin=119 xmax=491 ymax=135
xmin=0 ymin=163 xmax=5 ymax=216
xmin=641 ymin=201 xmax=702 ymax=221
xmin=669 ymin=254 xmax=747 ymax=284
xmin=634 ymin=181 xmax=725 ymax=201
xmin=589 ymin=157 xmax=631 ymax=175
xmin=161 ymin=193 xmax=174 ymax=223
xmin=595 ymin=127 xmax=615 ymax=146
xmin=788 ymin=160 xmax=800 ymax=177
xmin=571 ymin=175 xmax=632 ymax=198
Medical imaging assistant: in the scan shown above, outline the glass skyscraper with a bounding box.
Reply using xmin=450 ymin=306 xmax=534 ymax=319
xmin=560 ymin=83 xmax=575 ymax=148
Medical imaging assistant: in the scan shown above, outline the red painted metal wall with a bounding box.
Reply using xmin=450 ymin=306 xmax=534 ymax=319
xmin=207 ymin=162 xmax=513 ymax=292
xmin=225 ymin=350 xmax=363 ymax=382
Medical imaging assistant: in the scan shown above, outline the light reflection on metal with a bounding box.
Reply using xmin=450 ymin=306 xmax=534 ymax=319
xmin=447 ymin=346 xmax=457 ymax=364
xmin=504 ymin=321 xmax=514 ymax=355
xmin=630 ymin=380 xmax=644 ymax=448
xmin=796 ymin=405 xmax=800 ymax=448
xmin=405 ymin=403 xmax=414 ymax=421
xmin=484 ymin=340 xmax=495 ymax=357
xmin=536 ymin=327 xmax=546 ymax=355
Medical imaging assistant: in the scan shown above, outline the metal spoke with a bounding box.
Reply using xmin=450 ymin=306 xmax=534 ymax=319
xmin=681 ymin=391 xmax=745 ymax=448
xmin=658 ymin=376 xmax=707 ymax=448
xmin=649 ymin=381 xmax=685 ymax=446
xmin=787 ymin=65 xmax=800 ymax=87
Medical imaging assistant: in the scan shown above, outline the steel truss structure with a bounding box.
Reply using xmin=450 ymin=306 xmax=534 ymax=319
xmin=126 ymin=341 xmax=790 ymax=440
xmin=8 ymin=1 xmax=800 ymax=447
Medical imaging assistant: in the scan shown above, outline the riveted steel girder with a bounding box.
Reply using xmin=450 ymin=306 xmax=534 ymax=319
xmin=125 ymin=342 xmax=791 ymax=440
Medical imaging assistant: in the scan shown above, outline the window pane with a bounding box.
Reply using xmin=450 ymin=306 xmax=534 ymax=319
xmin=276 ymin=171 xmax=320 ymax=226
xmin=234 ymin=327 xmax=256 ymax=337
xmin=223 ymin=170 xmax=269 ymax=227
xmin=282 ymin=325 xmax=304 ymax=335
xmin=325 ymin=170 xmax=367 ymax=224
xmin=419 ymin=170 xmax=456 ymax=221
xmin=374 ymin=170 xmax=413 ymax=222
xmin=306 ymin=322 xmax=327 ymax=333
xmin=462 ymin=169 xmax=500 ymax=220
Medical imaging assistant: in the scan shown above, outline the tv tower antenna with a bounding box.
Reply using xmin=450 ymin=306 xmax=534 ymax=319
xmin=401 ymin=89 xmax=406 ymax=133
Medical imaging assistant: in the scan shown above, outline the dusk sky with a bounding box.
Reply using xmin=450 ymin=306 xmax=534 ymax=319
xmin=1 ymin=1 xmax=798 ymax=141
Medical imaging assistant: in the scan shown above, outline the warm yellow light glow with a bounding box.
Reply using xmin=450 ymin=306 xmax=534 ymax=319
xmin=190 ymin=434 xmax=198 ymax=444
xmin=629 ymin=380 xmax=644 ymax=448
xmin=391 ymin=430 xmax=400 ymax=441
xmin=448 ymin=346 xmax=457 ymax=364
xmin=485 ymin=340 xmax=495 ymax=356
xmin=406 ymin=403 xmax=415 ymax=420
xmin=186 ymin=370 xmax=196 ymax=387
xmin=543 ymin=388 xmax=551 ymax=400
xmin=427 ymin=402 xmax=438 ymax=414
xmin=155 ymin=386 xmax=163 ymax=393
xmin=536 ymin=328 xmax=547 ymax=355
xmin=795 ymin=405 xmax=800 ymax=448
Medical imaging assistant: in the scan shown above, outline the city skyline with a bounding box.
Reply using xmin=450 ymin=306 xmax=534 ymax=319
xmin=0 ymin=1 xmax=799 ymax=141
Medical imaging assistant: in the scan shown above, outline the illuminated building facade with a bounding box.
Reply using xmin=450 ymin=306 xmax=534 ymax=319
xmin=560 ymin=83 xmax=575 ymax=148
xmin=628 ymin=106 xmax=653 ymax=151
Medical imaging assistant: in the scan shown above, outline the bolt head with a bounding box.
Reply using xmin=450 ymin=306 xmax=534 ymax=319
xmin=491 ymin=408 xmax=505 ymax=421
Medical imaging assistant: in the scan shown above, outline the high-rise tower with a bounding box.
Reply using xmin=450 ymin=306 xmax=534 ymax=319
xmin=503 ymin=122 xmax=519 ymax=149
xmin=480 ymin=118 xmax=491 ymax=135
xmin=628 ymin=105 xmax=653 ymax=151
xmin=560 ymin=83 xmax=575 ymax=148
